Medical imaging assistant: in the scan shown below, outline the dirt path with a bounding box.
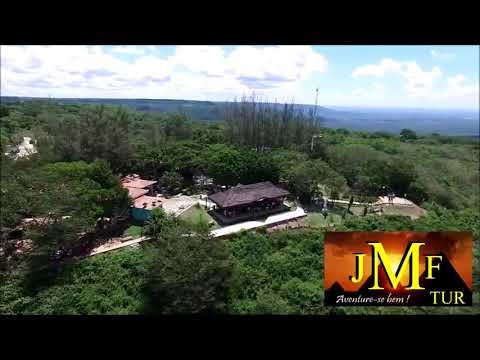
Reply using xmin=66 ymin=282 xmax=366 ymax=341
xmin=88 ymin=236 xmax=149 ymax=256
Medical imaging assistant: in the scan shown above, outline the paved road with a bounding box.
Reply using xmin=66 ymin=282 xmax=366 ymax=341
xmin=209 ymin=206 xmax=307 ymax=238
xmin=88 ymin=206 xmax=308 ymax=255
xmin=328 ymin=199 xmax=369 ymax=206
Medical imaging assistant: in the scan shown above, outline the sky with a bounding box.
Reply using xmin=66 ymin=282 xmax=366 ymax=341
xmin=1 ymin=45 xmax=479 ymax=110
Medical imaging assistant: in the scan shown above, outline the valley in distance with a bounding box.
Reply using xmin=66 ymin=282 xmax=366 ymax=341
xmin=2 ymin=96 xmax=478 ymax=137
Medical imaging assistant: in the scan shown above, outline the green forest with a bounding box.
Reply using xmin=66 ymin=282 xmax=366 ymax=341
xmin=1 ymin=98 xmax=478 ymax=315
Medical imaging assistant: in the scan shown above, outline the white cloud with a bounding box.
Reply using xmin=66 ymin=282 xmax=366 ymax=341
xmin=131 ymin=56 xmax=172 ymax=80
xmin=170 ymin=46 xmax=227 ymax=76
xmin=352 ymin=58 xmax=402 ymax=78
xmin=405 ymin=74 xmax=479 ymax=108
xmin=227 ymin=46 xmax=328 ymax=82
xmin=169 ymin=45 xmax=327 ymax=87
xmin=1 ymin=45 xmax=328 ymax=102
xmin=111 ymin=46 xmax=145 ymax=55
xmin=402 ymin=62 xmax=442 ymax=97
xmin=352 ymin=58 xmax=442 ymax=97
xmin=372 ymin=82 xmax=384 ymax=91
xmin=352 ymin=88 xmax=368 ymax=97
xmin=349 ymin=65 xmax=478 ymax=109
xmin=2 ymin=46 xmax=476 ymax=109
xmin=446 ymin=74 xmax=479 ymax=96
xmin=431 ymin=49 xmax=455 ymax=61
xmin=435 ymin=74 xmax=480 ymax=108
xmin=1 ymin=46 xmax=171 ymax=98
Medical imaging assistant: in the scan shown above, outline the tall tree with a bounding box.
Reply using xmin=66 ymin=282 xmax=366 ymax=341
xmin=201 ymin=144 xmax=280 ymax=186
xmin=15 ymin=160 xmax=131 ymax=268
xmin=224 ymin=96 xmax=322 ymax=151
xmin=400 ymin=128 xmax=418 ymax=141
xmin=284 ymin=159 xmax=348 ymax=202
xmin=144 ymin=213 xmax=232 ymax=314
xmin=160 ymin=171 xmax=184 ymax=195
xmin=37 ymin=105 xmax=134 ymax=173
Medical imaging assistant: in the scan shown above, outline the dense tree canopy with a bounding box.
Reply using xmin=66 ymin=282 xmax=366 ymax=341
xmin=284 ymin=159 xmax=348 ymax=202
xmin=159 ymin=171 xmax=184 ymax=195
xmin=1 ymin=158 xmax=130 ymax=274
xmin=2 ymin=100 xmax=477 ymax=209
xmin=224 ymin=97 xmax=323 ymax=150
xmin=36 ymin=106 xmax=135 ymax=173
xmin=142 ymin=208 xmax=232 ymax=314
xmin=200 ymin=144 xmax=280 ymax=187
xmin=1 ymin=99 xmax=478 ymax=315
xmin=227 ymin=230 xmax=325 ymax=314
xmin=400 ymin=128 xmax=418 ymax=141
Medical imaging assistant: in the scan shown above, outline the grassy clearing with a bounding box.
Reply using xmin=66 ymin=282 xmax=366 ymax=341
xmin=380 ymin=205 xmax=427 ymax=219
xmin=304 ymin=212 xmax=343 ymax=229
xmin=124 ymin=225 xmax=143 ymax=238
xmin=180 ymin=205 xmax=220 ymax=230
xmin=331 ymin=203 xmax=426 ymax=219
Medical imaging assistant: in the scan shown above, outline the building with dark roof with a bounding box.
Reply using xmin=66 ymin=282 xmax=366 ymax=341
xmin=208 ymin=182 xmax=290 ymax=224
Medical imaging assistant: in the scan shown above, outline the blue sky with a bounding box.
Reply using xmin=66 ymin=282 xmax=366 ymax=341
xmin=1 ymin=45 xmax=478 ymax=109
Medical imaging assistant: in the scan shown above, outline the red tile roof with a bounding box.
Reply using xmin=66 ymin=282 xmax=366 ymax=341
xmin=122 ymin=178 xmax=157 ymax=189
xmin=133 ymin=195 xmax=166 ymax=210
xmin=126 ymin=187 xmax=149 ymax=200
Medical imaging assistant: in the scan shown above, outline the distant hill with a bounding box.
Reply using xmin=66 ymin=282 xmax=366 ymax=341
xmin=322 ymin=106 xmax=479 ymax=137
xmin=2 ymin=97 xmax=478 ymax=136
xmin=0 ymin=96 xmax=227 ymax=122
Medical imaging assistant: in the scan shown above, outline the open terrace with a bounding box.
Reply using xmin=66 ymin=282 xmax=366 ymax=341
xmin=209 ymin=203 xmax=291 ymax=225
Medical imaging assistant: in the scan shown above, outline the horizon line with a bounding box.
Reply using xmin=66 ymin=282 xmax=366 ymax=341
xmin=1 ymin=95 xmax=479 ymax=112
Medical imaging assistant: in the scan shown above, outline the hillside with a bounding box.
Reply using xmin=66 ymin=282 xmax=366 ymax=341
xmin=2 ymin=96 xmax=478 ymax=136
xmin=1 ymin=100 xmax=478 ymax=315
